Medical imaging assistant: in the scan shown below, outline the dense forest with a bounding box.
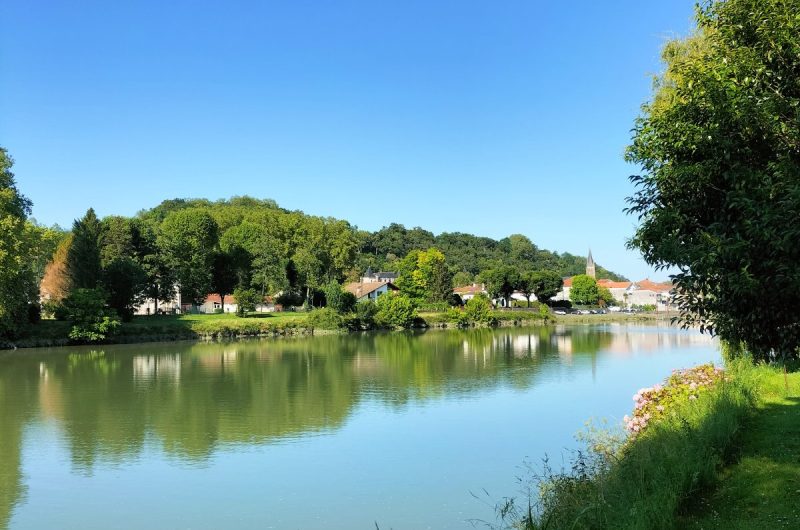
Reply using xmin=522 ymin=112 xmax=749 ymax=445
xmin=137 ymin=196 xmax=626 ymax=282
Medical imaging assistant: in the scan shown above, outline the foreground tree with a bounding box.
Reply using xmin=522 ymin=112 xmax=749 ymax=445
xmin=0 ymin=148 xmax=37 ymax=338
xmin=626 ymin=0 xmax=800 ymax=361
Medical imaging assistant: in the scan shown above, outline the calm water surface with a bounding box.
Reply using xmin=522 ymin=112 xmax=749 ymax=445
xmin=0 ymin=324 xmax=718 ymax=529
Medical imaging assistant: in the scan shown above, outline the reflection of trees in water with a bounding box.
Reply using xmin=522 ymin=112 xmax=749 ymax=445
xmin=0 ymin=360 xmax=38 ymax=529
xmin=0 ymin=325 xmax=712 ymax=516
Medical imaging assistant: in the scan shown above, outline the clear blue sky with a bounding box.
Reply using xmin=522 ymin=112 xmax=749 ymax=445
xmin=1 ymin=0 xmax=696 ymax=281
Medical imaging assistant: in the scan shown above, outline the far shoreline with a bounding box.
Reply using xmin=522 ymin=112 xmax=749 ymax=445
xmin=1 ymin=311 xmax=678 ymax=352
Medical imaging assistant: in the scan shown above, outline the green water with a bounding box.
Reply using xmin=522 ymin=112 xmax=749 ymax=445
xmin=0 ymin=325 xmax=717 ymax=529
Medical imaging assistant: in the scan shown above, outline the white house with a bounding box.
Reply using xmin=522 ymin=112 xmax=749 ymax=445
xmin=361 ymin=267 xmax=399 ymax=284
xmin=345 ymin=280 xmax=399 ymax=302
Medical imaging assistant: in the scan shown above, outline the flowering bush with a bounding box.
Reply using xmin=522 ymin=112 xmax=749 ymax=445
xmin=624 ymin=364 xmax=726 ymax=436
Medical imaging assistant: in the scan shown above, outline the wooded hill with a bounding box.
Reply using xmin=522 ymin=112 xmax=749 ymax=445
xmin=138 ymin=196 xmax=627 ymax=284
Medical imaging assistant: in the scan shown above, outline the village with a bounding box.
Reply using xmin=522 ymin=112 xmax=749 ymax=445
xmin=131 ymin=251 xmax=675 ymax=316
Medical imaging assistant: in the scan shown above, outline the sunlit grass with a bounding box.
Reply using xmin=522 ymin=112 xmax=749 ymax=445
xmin=682 ymin=366 xmax=800 ymax=529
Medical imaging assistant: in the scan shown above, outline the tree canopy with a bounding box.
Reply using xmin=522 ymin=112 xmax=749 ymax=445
xmin=570 ymin=275 xmax=600 ymax=306
xmin=0 ymin=148 xmax=37 ymax=338
xmin=626 ymin=0 xmax=800 ymax=361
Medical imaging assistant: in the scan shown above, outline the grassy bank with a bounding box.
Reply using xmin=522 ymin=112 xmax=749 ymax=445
xmin=682 ymin=367 xmax=800 ymax=529
xmin=6 ymin=309 xmax=671 ymax=349
xmin=500 ymin=361 xmax=799 ymax=529
xmin=10 ymin=312 xmax=314 ymax=348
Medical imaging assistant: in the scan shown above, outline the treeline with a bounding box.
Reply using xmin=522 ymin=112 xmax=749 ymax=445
xmin=0 ymin=146 xmax=625 ymax=341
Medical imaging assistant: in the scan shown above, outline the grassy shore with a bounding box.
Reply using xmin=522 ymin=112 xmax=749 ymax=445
xmin=6 ymin=309 xmax=673 ymax=349
xmin=10 ymin=312 xmax=313 ymax=348
xmin=498 ymin=361 xmax=799 ymax=530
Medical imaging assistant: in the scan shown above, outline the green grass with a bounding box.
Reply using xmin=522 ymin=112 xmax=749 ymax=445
xmin=500 ymin=360 xmax=770 ymax=530
xmin=681 ymin=367 xmax=800 ymax=529
xmin=13 ymin=312 xmax=312 ymax=347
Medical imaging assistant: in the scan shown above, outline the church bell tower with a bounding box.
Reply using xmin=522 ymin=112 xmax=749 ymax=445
xmin=586 ymin=249 xmax=596 ymax=279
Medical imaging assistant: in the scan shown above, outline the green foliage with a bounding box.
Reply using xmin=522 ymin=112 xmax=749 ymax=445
xmin=102 ymin=257 xmax=147 ymax=321
xmin=0 ymin=147 xmax=38 ymax=339
xmin=67 ymin=208 xmax=103 ymax=290
xmin=61 ymin=288 xmax=120 ymax=343
xmin=570 ymin=274 xmax=600 ymax=305
xmin=233 ymin=287 xmax=260 ymax=317
xmin=359 ymin=223 xmax=627 ymax=281
xmin=210 ymin=251 xmax=238 ymax=311
xmin=307 ymin=307 xmax=346 ymax=330
xmin=451 ymin=271 xmax=473 ymax=289
xmin=354 ymin=299 xmax=378 ymax=328
xmin=464 ymin=294 xmax=493 ymax=323
xmin=395 ymin=248 xmax=453 ymax=304
xmin=158 ymin=209 xmax=219 ymax=305
xmin=323 ymin=281 xmax=357 ymax=314
xmin=598 ymin=286 xmax=615 ymax=306
xmin=625 ymin=0 xmax=800 ymax=361
xmin=480 ymin=266 xmax=520 ymax=306
xmin=529 ymin=270 xmax=563 ymax=304
xmin=375 ymin=293 xmax=417 ymax=329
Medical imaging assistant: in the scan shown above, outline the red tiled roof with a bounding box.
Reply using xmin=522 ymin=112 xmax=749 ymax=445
xmin=204 ymin=294 xmax=237 ymax=305
xmin=453 ymin=284 xmax=486 ymax=295
xmin=597 ymin=279 xmax=633 ymax=289
xmin=635 ymin=279 xmax=673 ymax=293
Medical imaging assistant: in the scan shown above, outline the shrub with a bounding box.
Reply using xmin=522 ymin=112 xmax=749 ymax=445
xmin=307 ymin=307 xmax=346 ymax=330
xmin=323 ymin=281 xmax=357 ymax=313
xmin=61 ymin=288 xmax=121 ymax=343
xmin=375 ymin=293 xmax=417 ymax=329
xmin=355 ymin=299 xmax=378 ymax=328
xmin=464 ymin=294 xmax=492 ymax=323
xmin=416 ymin=301 xmax=451 ymax=313
xmin=446 ymin=307 xmax=471 ymax=327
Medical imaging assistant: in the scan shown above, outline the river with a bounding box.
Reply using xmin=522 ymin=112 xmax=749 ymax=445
xmin=0 ymin=324 xmax=717 ymax=529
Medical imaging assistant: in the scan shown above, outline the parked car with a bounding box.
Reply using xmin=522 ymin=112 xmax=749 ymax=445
xmin=554 ymin=310 xmax=567 ymax=315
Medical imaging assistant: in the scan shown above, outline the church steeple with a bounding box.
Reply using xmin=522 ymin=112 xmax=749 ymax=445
xmin=586 ymin=249 xmax=596 ymax=279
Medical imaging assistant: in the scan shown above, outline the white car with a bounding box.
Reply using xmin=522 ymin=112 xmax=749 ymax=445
xmin=609 ymin=306 xmax=622 ymax=312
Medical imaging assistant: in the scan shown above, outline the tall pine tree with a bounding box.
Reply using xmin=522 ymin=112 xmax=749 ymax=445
xmin=67 ymin=208 xmax=102 ymax=289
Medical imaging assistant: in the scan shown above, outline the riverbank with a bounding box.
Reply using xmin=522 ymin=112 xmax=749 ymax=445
xmin=3 ymin=310 xmax=675 ymax=350
xmin=503 ymin=361 xmax=799 ymax=529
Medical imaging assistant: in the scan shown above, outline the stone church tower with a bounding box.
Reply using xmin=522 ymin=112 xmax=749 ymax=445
xmin=586 ymin=249 xmax=596 ymax=278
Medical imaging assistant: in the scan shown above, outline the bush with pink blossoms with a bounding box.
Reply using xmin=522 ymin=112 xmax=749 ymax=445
xmin=624 ymin=364 xmax=726 ymax=436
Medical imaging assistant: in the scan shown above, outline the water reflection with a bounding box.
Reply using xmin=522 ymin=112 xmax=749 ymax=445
xmin=0 ymin=325 xmax=712 ymax=529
